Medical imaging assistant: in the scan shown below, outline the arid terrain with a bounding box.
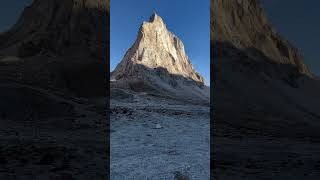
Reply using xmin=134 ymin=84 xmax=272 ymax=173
xmin=110 ymin=88 xmax=209 ymax=179
xmin=0 ymin=85 xmax=108 ymax=179
xmin=110 ymin=12 xmax=210 ymax=179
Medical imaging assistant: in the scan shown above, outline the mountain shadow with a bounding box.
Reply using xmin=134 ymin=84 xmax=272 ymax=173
xmin=212 ymin=40 xmax=320 ymax=138
xmin=0 ymin=0 xmax=109 ymax=179
xmin=111 ymin=63 xmax=209 ymax=105
xmin=212 ymin=40 xmax=320 ymax=179
xmin=0 ymin=0 xmax=109 ymax=98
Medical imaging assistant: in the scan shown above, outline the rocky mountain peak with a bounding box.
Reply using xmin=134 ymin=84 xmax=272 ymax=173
xmin=0 ymin=0 xmax=108 ymax=97
xmin=139 ymin=13 xmax=167 ymax=39
xmin=212 ymin=0 xmax=312 ymax=76
xmin=0 ymin=0 xmax=108 ymax=58
xmin=149 ymin=12 xmax=164 ymax=23
xmin=111 ymin=13 xmax=208 ymax=100
xmin=112 ymin=13 xmax=205 ymax=84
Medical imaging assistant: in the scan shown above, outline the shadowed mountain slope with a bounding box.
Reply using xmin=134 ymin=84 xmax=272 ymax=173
xmin=212 ymin=0 xmax=320 ymax=179
xmin=212 ymin=0 xmax=311 ymax=76
xmin=0 ymin=0 xmax=109 ymax=97
xmin=0 ymin=0 xmax=109 ymax=179
xmin=0 ymin=0 xmax=109 ymax=58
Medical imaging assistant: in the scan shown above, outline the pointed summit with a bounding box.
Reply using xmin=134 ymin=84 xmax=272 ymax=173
xmin=149 ymin=11 xmax=162 ymax=22
xmin=111 ymin=13 xmax=209 ymax=100
xmin=113 ymin=12 xmax=204 ymax=84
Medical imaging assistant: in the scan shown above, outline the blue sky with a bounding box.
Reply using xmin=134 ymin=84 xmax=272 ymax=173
xmin=261 ymin=0 xmax=320 ymax=76
xmin=111 ymin=0 xmax=210 ymax=84
xmin=0 ymin=0 xmax=32 ymax=32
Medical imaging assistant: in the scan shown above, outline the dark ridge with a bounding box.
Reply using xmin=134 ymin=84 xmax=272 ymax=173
xmin=0 ymin=0 xmax=109 ymax=58
xmin=212 ymin=40 xmax=320 ymax=178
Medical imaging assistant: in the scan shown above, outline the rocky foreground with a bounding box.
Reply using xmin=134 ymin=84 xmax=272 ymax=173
xmin=110 ymin=88 xmax=210 ymax=179
xmin=0 ymin=83 xmax=108 ymax=179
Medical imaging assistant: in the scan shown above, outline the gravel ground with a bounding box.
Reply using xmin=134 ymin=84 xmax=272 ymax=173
xmin=0 ymin=83 xmax=108 ymax=180
xmin=110 ymin=90 xmax=210 ymax=179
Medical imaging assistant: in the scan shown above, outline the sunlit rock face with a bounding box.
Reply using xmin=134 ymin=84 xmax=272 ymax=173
xmin=111 ymin=13 xmax=209 ymax=101
xmin=111 ymin=13 xmax=205 ymax=84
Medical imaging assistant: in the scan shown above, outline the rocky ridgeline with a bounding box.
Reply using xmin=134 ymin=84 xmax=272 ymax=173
xmin=111 ymin=13 xmax=209 ymax=101
xmin=212 ymin=0 xmax=311 ymax=76
xmin=0 ymin=0 xmax=109 ymax=58
xmin=0 ymin=0 xmax=109 ymax=98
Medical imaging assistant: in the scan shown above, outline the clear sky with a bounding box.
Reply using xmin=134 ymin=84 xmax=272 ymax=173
xmin=261 ymin=0 xmax=320 ymax=77
xmin=111 ymin=0 xmax=210 ymax=85
xmin=0 ymin=0 xmax=32 ymax=33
